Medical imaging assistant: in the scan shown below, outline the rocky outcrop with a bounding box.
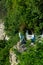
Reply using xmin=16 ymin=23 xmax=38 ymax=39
xmin=13 ymin=41 xmax=27 ymax=53
xmin=0 ymin=20 xmax=5 ymax=40
xmin=0 ymin=19 xmax=10 ymax=40
xmin=9 ymin=41 xmax=27 ymax=65
xmin=9 ymin=48 xmax=19 ymax=65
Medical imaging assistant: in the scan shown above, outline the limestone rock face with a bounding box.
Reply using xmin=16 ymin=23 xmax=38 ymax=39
xmin=0 ymin=21 xmax=5 ymax=40
xmin=13 ymin=41 xmax=27 ymax=53
xmin=9 ymin=49 xmax=19 ymax=65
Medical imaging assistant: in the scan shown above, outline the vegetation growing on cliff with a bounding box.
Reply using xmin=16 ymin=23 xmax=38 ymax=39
xmin=0 ymin=0 xmax=43 ymax=65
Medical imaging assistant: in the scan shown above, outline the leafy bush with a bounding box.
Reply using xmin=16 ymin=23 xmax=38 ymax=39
xmin=14 ymin=40 xmax=43 ymax=65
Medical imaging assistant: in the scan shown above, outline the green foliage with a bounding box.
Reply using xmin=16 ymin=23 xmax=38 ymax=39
xmin=4 ymin=0 xmax=43 ymax=35
xmin=0 ymin=0 xmax=43 ymax=65
xmin=0 ymin=34 xmax=19 ymax=65
xmin=0 ymin=0 xmax=7 ymax=18
xmin=0 ymin=41 xmax=10 ymax=65
xmin=15 ymin=40 xmax=43 ymax=65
